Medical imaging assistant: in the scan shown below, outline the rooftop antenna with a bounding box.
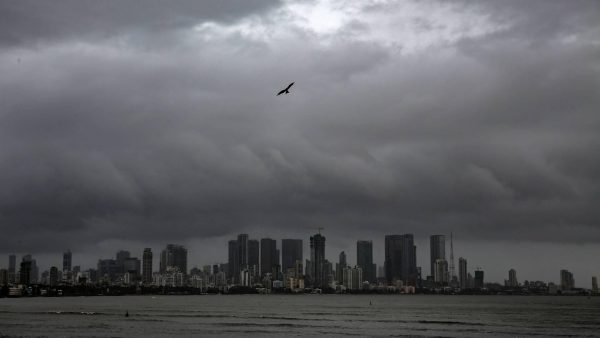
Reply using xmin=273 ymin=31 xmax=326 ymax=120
xmin=449 ymin=231 xmax=456 ymax=280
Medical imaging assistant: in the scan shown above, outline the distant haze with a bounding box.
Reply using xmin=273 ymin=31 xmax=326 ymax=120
xmin=0 ymin=1 xmax=599 ymax=286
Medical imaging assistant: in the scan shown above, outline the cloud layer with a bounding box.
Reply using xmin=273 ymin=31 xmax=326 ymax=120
xmin=0 ymin=1 xmax=599 ymax=280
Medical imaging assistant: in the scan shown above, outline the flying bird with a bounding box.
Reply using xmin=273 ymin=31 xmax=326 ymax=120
xmin=277 ymin=82 xmax=294 ymax=96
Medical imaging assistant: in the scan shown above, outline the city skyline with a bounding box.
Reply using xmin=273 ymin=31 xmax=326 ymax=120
xmin=2 ymin=231 xmax=598 ymax=288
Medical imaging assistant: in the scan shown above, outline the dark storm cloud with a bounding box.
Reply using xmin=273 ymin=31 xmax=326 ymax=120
xmin=0 ymin=0 xmax=599 ymax=267
xmin=0 ymin=0 xmax=280 ymax=46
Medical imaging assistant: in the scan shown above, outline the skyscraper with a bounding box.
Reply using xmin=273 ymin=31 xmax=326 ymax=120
xmin=228 ymin=240 xmax=238 ymax=282
xmin=237 ymin=234 xmax=249 ymax=280
xmin=124 ymin=257 xmax=141 ymax=280
xmin=385 ymin=234 xmax=417 ymax=285
xmin=116 ymin=250 xmax=131 ymax=274
xmin=160 ymin=244 xmax=188 ymax=274
xmin=142 ymin=248 xmax=153 ymax=283
xmin=430 ymin=235 xmax=445 ymax=278
xmin=248 ymin=239 xmax=259 ymax=270
xmin=336 ymin=251 xmax=347 ymax=283
xmin=282 ymin=239 xmax=303 ymax=272
xmin=20 ymin=260 xmax=32 ymax=285
xmin=310 ymin=233 xmax=326 ymax=288
xmin=474 ymin=270 xmax=484 ymax=289
xmin=8 ymin=254 xmax=16 ymax=283
xmin=97 ymin=259 xmax=118 ymax=282
xmin=357 ymin=240 xmax=375 ymax=283
xmin=592 ymin=277 xmax=598 ymax=294
xmin=458 ymin=257 xmax=467 ymax=289
xmin=21 ymin=255 xmax=38 ymax=283
xmin=434 ymin=259 xmax=448 ymax=285
xmin=49 ymin=266 xmax=59 ymax=286
xmin=508 ymin=268 xmax=518 ymax=287
xmin=63 ymin=250 xmax=72 ymax=272
xmin=560 ymin=269 xmax=574 ymax=290
xmin=260 ymin=238 xmax=277 ymax=276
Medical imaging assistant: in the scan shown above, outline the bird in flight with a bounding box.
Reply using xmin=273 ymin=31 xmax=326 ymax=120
xmin=277 ymin=82 xmax=294 ymax=96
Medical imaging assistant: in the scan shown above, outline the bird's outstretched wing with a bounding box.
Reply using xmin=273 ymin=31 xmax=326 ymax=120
xmin=276 ymin=89 xmax=286 ymax=96
xmin=286 ymin=82 xmax=295 ymax=90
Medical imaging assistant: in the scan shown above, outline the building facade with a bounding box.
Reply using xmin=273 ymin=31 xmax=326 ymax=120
xmin=260 ymin=238 xmax=278 ymax=277
xmin=458 ymin=257 xmax=467 ymax=289
xmin=310 ymin=233 xmax=326 ymax=289
xmin=159 ymin=244 xmax=187 ymax=275
xmin=142 ymin=248 xmax=153 ymax=283
xmin=429 ymin=235 xmax=445 ymax=279
xmin=385 ymin=234 xmax=417 ymax=285
xmin=357 ymin=240 xmax=375 ymax=283
xmin=281 ymin=239 xmax=303 ymax=272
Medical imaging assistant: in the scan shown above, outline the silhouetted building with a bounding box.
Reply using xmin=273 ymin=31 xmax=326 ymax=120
xmin=0 ymin=269 xmax=8 ymax=286
xmin=434 ymin=259 xmax=448 ymax=285
xmin=8 ymin=254 xmax=16 ymax=283
xmin=237 ymin=234 xmax=249 ymax=272
xmin=248 ymin=239 xmax=259 ymax=274
xmin=49 ymin=266 xmax=59 ymax=286
xmin=63 ymin=250 xmax=72 ymax=272
xmin=474 ymin=270 xmax=484 ymax=289
xmin=336 ymin=251 xmax=347 ymax=284
xmin=19 ymin=261 xmax=32 ymax=285
xmin=124 ymin=257 xmax=141 ymax=280
xmin=310 ymin=233 xmax=326 ymax=289
xmin=116 ymin=250 xmax=131 ymax=274
xmin=430 ymin=235 xmax=445 ymax=279
xmin=508 ymin=268 xmax=518 ymax=287
xmin=282 ymin=239 xmax=303 ymax=272
xmin=560 ymin=269 xmax=574 ymax=291
xmin=458 ymin=257 xmax=467 ymax=289
xmin=160 ymin=244 xmax=187 ymax=275
xmin=260 ymin=238 xmax=278 ymax=277
xmin=592 ymin=277 xmax=598 ymax=294
xmin=97 ymin=259 xmax=118 ymax=282
xmin=228 ymin=240 xmax=238 ymax=282
xmin=21 ymin=255 xmax=38 ymax=283
xmin=357 ymin=240 xmax=375 ymax=283
xmin=385 ymin=234 xmax=417 ymax=285
xmin=143 ymin=248 xmax=153 ymax=283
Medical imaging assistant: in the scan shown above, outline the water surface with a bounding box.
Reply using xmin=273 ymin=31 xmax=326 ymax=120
xmin=1 ymin=295 xmax=599 ymax=337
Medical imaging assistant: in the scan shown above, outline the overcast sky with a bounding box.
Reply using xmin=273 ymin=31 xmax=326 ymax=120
xmin=1 ymin=0 xmax=599 ymax=286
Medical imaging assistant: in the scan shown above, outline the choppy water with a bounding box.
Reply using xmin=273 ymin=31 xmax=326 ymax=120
xmin=1 ymin=295 xmax=599 ymax=337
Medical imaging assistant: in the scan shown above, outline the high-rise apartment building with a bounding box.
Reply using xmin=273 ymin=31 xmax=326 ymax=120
xmin=160 ymin=244 xmax=187 ymax=274
xmin=8 ymin=254 xmax=16 ymax=283
xmin=63 ymin=250 xmax=72 ymax=272
xmin=21 ymin=255 xmax=38 ymax=283
xmin=385 ymin=234 xmax=417 ymax=285
xmin=248 ymin=239 xmax=259 ymax=272
xmin=282 ymin=239 xmax=303 ymax=272
xmin=474 ymin=270 xmax=484 ymax=289
xmin=560 ymin=269 xmax=574 ymax=290
xmin=142 ymin=248 xmax=153 ymax=283
xmin=508 ymin=268 xmax=518 ymax=287
xmin=357 ymin=240 xmax=375 ymax=283
xmin=49 ymin=266 xmax=59 ymax=286
xmin=430 ymin=235 xmax=445 ymax=278
xmin=228 ymin=240 xmax=238 ymax=281
xmin=260 ymin=238 xmax=278 ymax=277
xmin=336 ymin=251 xmax=347 ymax=283
xmin=434 ymin=259 xmax=448 ymax=285
xmin=458 ymin=257 xmax=467 ymax=289
xmin=310 ymin=233 xmax=326 ymax=289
